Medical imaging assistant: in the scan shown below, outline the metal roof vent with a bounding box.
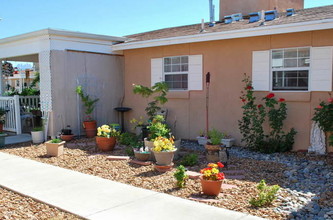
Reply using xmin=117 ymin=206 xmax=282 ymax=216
xmin=224 ymin=13 xmax=243 ymax=24
xmin=249 ymin=12 xmax=261 ymax=23
xmin=286 ymin=8 xmax=295 ymax=16
xmin=265 ymin=10 xmax=278 ymax=21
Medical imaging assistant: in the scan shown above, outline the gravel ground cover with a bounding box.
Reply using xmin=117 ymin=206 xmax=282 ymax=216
xmin=0 ymin=187 xmax=81 ymax=220
xmin=0 ymin=138 xmax=332 ymax=220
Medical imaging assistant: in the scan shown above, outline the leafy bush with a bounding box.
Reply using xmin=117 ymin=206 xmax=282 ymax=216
xmin=32 ymin=126 xmax=43 ymax=132
xmin=208 ymin=129 xmax=224 ymax=145
xmin=119 ymin=132 xmax=138 ymax=146
xmin=147 ymin=115 xmax=171 ymax=140
xmin=125 ymin=146 xmax=134 ymax=156
xmin=249 ymin=180 xmax=280 ymax=207
xmin=180 ymin=153 xmax=198 ymax=166
xmin=173 ymin=165 xmax=188 ymax=188
xmin=313 ymin=98 xmax=333 ymax=146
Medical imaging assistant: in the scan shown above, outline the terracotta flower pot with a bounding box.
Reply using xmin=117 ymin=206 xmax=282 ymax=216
xmin=60 ymin=134 xmax=74 ymax=142
xmin=153 ymin=149 xmax=177 ymax=166
xmin=205 ymin=144 xmax=221 ymax=151
xmin=83 ymin=120 xmax=97 ymax=138
xmin=96 ymin=136 xmax=116 ymax=151
xmin=200 ymin=176 xmax=223 ymax=196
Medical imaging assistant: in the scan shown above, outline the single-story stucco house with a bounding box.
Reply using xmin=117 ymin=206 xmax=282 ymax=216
xmin=112 ymin=2 xmax=333 ymax=152
xmin=0 ymin=0 xmax=332 ymax=153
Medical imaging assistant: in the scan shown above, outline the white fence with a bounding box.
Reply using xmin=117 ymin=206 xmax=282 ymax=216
xmin=0 ymin=95 xmax=40 ymax=134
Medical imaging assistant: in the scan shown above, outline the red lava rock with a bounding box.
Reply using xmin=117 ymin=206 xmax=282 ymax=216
xmin=154 ymin=163 xmax=174 ymax=172
xmin=186 ymin=171 xmax=202 ymax=179
xmin=129 ymin=160 xmax=152 ymax=166
xmin=106 ymin=156 xmax=130 ymax=161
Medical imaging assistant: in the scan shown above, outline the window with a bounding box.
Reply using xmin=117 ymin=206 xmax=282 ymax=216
xmin=163 ymin=56 xmax=188 ymax=90
xmin=272 ymin=47 xmax=310 ymax=91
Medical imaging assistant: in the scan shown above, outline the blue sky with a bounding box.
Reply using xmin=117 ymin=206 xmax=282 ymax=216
xmin=0 ymin=0 xmax=332 ymax=39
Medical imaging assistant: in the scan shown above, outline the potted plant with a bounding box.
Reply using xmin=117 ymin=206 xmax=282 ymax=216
xmin=200 ymin=162 xmax=225 ymax=196
xmin=133 ymin=143 xmax=151 ymax=161
xmin=152 ymin=136 xmax=177 ymax=165
xmin=45 ymin=138 xmax=65 ymax=157
xmin=0 ymin=132 xmax=7 ymax=148
xmin=313 ymin=97 xmax=333 ymax=149
xmin=31 ymin=126 xmax=44 ymax=144
xmin=221 ymin=133 xmax=235 ymax=148
xmin=0 ymin=108 xmax=6 ymax=132
xmin=197 ymin=130 xmax=209 ymax=145
xmin=76 ymin=85 xmax=99 ymax=138
xmin=60 ymin=125 xmax=74 ymax=142
xmin=96 ymin=124 xmax=120 ymax=151
xmin=205 ymin=129 xmax=225 ymax=151
xmin=130 ymin=116 xmax=146 ymax=136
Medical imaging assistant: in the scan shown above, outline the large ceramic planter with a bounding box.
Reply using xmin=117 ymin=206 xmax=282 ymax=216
xmin=134 ymin=150 xmax=151 ymax=161
xmin=46 ymin=140 xmax=65 ymax=157
xmin=0 ymin=133 xmax=7 ymax=148
xmin=200 ymin=176 xmax=223 ymax=196
xmin=153 ymin=149 xmax=177 ymax=166
xmin=31 ymin=131 xmax=44 ymax=144
xmin=96 ymin=136 xmax=116 ymax=151
xmin=197 ymin=136 xmax=209 ymax=145
xmin=83 ymin=120 xmax=97 ymax=138
xmin=221 ymin=138 xmax=235 ymax=147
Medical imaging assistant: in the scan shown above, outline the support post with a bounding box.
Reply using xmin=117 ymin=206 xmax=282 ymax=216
xmin=13 ymin=95 xmax=22 ymax=134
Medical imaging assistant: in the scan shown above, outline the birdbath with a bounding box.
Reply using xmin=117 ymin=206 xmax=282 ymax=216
xmin=114 ymin=107 xmax=132 ymax=132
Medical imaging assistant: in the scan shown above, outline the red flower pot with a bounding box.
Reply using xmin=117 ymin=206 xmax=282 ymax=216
xmin=200 ymin=176 xmax=223 ymax=196
xmin=96 ymin=136 xmax=116 ymax=151
xmin=83 ymin=121 xmax=97 ymax=138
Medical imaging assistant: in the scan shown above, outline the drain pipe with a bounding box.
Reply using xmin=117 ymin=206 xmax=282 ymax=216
xmin=205 ymin=72 xmax=211 ymax=136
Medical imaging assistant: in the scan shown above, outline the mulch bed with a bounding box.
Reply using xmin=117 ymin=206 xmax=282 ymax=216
xmin=0 ymin=138 xmax=293 ymax=220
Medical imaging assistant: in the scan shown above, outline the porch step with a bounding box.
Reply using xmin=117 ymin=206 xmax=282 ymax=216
xmin=5 ymin=134 xmax=32 ymax=145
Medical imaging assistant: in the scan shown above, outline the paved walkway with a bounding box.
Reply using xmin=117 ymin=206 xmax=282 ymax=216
xmin=5 ymin=133 xmax=31 ymax=145
xmin=0 ymin=152 xmax=264 ymax=220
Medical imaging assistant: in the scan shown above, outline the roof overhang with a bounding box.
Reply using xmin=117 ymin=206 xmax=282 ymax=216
xmin=112 ymin=18 xmax=333 ymax=51
xmin=0 ymin=29 xmax=128 ymax=60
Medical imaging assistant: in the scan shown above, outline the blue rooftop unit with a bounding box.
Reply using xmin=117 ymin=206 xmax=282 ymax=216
xmin=224 ymin=15 xmax=233 ymax=24
xmin=286 ymin=8 xmax=295 ymax=16
xmin=265 ymin=10 xmax=278 ymax=21
xmin=249 ymin=12 xmax=261 ymax=23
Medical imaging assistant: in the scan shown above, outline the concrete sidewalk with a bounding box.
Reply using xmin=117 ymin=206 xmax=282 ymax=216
xmin=0 ymin=152 xmax=264 ymax=220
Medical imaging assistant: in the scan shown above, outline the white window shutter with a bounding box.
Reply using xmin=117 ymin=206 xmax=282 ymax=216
xmin=188 ymin=55 xmax=203 ymax=90
xmin=252 ymin=51 xmax=270 ymax=91
xmin=311 ymin=47 xmax=333 ymax=91
xmin=151 ymin=58 xmax=163 ymax=86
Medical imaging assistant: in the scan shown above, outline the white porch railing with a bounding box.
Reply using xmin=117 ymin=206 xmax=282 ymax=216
xmin=0 ymin=95 xmax=21 ymax=133
xmin=0 ymin=95 xmax=40 ymax=134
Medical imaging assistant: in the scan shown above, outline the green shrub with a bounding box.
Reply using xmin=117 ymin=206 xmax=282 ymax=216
xmin=32 ymin=127 xmax=43 ymax=132
xmin=119 ymin=132 xmax=138 ymax=146
xmin=208 ymin=129 xmax=224 ymax=145
xmin=173 ymin=165 xmax=188 ymax=188
xmin=50 ymin=138 xmax=61 ymax=143
xmin=249 ymin=180 xmax=280 ymax=207
xmin=180 ymin=153 xmax=198 ymax=166
xmin=125 ymin=146 xmax=134 ymax=156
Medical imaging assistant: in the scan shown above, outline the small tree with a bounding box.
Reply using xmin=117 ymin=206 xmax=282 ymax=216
xmin=76 ymin=85 xmax=99 ymax=121
xmin=133 ymin=82 xmax=169 ymax=120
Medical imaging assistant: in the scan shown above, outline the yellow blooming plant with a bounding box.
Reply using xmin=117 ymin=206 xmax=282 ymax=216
xmin=130 ymin=116 xmax=145 ymax=128
xmin=153 ymin=136 xmax=176 ymax=152
xmin=97 ymin=125 xmax=120 ymax=138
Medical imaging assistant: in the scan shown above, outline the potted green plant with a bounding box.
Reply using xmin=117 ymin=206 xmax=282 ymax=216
xmin=60 ymin=125 xmax=74 ymax=142
xmin=31 ymin=126 xmax=44 ymax=144
xmin=152 ymin=136 xmax=177 ymax=166
xmin=0 ymin=132 xmax=7 ymax=148
xmin=196 ymin=130 xmax=209 ymax=145
xmin=205 ymin=129 xmax=225 ymax=151
xmin=133 ymin=142 xmax=151 ymax=161
xmin=45 ymin=138 xmax=65 ymax=157
xmin=200 ymin=162 xmax=225 ymax=196
xmin=221 ymin=133 xmax=235 ymax=148
xmin=96 ymin=124 xmax=120 ymax=151
xmin=76 ymin=85 xmax=99 ymax=138
xmin=313 ymin=97 xmax=333 ymax=149
xmin=0 ymin=108 xmax=7 ymax=132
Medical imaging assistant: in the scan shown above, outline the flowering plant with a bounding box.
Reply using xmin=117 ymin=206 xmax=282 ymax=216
xmin=130 ymin=116 xmax=146 ymax=128
xmin=0 ymin=108 xmax=6 ymax=124
xmin=313 ymin=97 xmax=333 ymax=146
xmin=153 ymin=136 xmax=176 ymax=152
xmin=200 ymin=162 xmax=225 ymax=181
xmin=97 ymin=125 xmax=120 ymax=138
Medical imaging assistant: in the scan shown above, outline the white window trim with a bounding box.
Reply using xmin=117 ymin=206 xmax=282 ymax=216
xmin=270 ymin=47 xmax=311 ymax=92
xmin=163 ymin=55 xmax=189 ymax=91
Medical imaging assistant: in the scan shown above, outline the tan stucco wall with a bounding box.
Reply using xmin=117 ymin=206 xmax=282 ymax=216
xmin=219 ymin=0 xmax=304 ymax=20
xmin=123 ymin=29 xmax=333 ymax=151
xmin=50 ymin=50 xmax=124 ymax=137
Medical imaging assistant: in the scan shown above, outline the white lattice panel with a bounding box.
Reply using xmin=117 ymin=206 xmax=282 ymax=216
xmin=38 ymin=51 xmax=52 ymax=112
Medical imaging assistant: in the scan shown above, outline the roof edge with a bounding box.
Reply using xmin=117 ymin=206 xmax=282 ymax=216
xmin=0 ymin=28 xmax=128 ymax=45
xmin=112 ymin=18 xmax=333 ymax=51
